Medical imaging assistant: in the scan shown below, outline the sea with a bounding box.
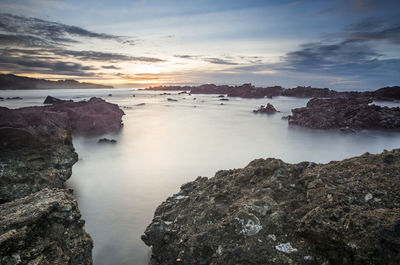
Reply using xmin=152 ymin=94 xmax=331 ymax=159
xmin=1 ymin=88 xmax=400 ymax=264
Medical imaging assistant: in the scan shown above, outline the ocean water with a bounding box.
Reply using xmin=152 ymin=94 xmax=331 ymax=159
xmin=1 ymin=89 xmax=400 ymax=264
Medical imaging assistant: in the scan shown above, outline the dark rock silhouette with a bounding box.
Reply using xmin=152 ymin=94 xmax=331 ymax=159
xmin=98 ymin=138 xmax=117 ymax=144
xmin=253 ymin=103 xmax=279 ymax=114
xmin=43 ymin=95 xmax=72 ymax=104
xmin=45 ymin=97 xmax=125 ymax=136
xmin=167 ymin=98 xmax=178 ymax=102
xmin=288 ymin=98 xmax=400 ymax=130
xmin=143 ymin=149 xmax=400 ymax=265
xmin=0 ymin=73 xmax=112 ymax=89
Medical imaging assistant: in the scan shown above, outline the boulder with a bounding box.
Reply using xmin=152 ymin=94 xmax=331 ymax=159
xmin=45 ymin=97 xmax=125 ymax=136
xmin=0 ymin=188 xmax=93 ymax=265
xmin=143 ymin=149 xmax=400 ymax=264
xmin=288 ymin=97 xmax=400 ymax=130
xmin=43 ymin=96 xmax=72 ymax=104
xmin=253 ymin=103 xmax=279 ymax=114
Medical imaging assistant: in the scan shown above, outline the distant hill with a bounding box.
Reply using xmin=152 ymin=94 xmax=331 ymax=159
xmin=0 ymin=74 xmax=113 ymax=89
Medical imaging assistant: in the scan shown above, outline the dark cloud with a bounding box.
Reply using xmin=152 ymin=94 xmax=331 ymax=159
xmin=204 ymin=57 xmax=238 ymax=65
xmin=102 ymin=65 xmax=120 ymax=70
xmin=174 ymin=54 xmax=197 ymax=59
xmin=0 ymin=48 xmax=165 ymax=63
xmin=0 ymin=13 xmax=134 ymax=48
xmin=335 ymin=18 xmax=400 ymax=45
xmin=0 ymin=54 xmax=96 ymax=76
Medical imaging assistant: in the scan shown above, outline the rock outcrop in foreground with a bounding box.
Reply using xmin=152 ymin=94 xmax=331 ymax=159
xmin=143 ymin=149 xmax=400 ymax=264
xmin=0 ymin=188 xmax=93 ymax=265
xmin=288 ymin=98 xmax=400 ymax=130
xmin=0 ymin=107 xmax=77 ymax=202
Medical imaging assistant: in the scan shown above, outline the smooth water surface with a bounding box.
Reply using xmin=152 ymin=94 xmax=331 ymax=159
xmin=2 ymin=89 xmax=400 ymax=264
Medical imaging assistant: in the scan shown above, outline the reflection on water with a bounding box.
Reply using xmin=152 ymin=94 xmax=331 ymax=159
xmin=2 ymin=89 xmax=400 ymax=265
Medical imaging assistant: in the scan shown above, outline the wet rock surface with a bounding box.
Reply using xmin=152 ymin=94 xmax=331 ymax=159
xmin=253 ymin=103 xmax=279 ymax=114
xmin=0 ymin=188 xmax=93 ymax=265
xmin=288 ymin=97 xmax=400 ymax=130
xmin=143 ymin=149 xmax=400 ymax=265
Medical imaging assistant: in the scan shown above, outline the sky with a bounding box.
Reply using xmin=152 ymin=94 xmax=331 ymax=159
xmin=0 ymin=0 xmax=399 ymax=90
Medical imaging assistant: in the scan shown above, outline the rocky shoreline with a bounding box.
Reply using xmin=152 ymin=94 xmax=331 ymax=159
xmin=147 ymin=84 xmax=400 ymax=101
xmin=142 ymin=149 xmax=400 ymax=264
xmin=0 ymin=97 xmax=124 ymax=264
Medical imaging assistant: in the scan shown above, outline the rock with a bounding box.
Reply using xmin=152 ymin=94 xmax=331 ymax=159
xmin=135 ymin=103 xmax=146 ymax=106
xmin=288 ymin=97 xmax=400 ymax=130
xmin=5 ymin=97 xmax=22 ymax=100
xmin=219 ymin=98 xmax=229 ymax=101
xmin=132 ymin=94 xmax=136 ymax=97
xmin=43 ymin=95 xmax=72 ymax=104
xmin=282 ymin=86 xmax=338 ymax=98
xmin=143 ymin=149 xmax=400 ymax=265
xmin=0 ymin=188 xmax=93 ymax=265
xmin=0 ymin=107 xmax=77 ymax=203
xmin=253 ymin=103 xmax=279 ymax=114
xmin=178 ymin=91 xmax=188 ymax=95
xmin=45 ymin=97 xmax=125 ymax=136
xmin=167 ymin=98 xmax=178 ymax=102
xmin=108 ymin=94 xmax=112 ymax=97
xmin=98 ymin=138 xmax=117 ymax=144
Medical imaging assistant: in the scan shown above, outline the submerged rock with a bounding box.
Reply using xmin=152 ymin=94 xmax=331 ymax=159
xmin=143 ymin=149 xmax=400 ymax=264
xmin=0 ymin=188 xmax=93 ymax=265
xmin=167 ymin=98 xmax=178 ymax=102
xmin=98 ymin=138 xmax=117 ymax=144
xmin=253 ymin=103 xmax=279 ymax=114
xmin=288 ymin=97 xmax=400 ymax=130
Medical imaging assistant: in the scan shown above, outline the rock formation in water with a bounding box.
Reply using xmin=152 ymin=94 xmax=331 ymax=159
xmin=288 ymin=97 xmax=400 ymax=130
xmin=0 ymin=188 xmax=93 ymax=265
xmin=147 ymin=84 xmax=400 ymax=101
xmin=0 ymin=74 xmax=113 ymax=89
xmin=253 ymin=103 xmax=279 ymax=114
xmin=43 ymin=95 xmax=73 ymax=104
xmin=142 ymin=149 xmax=400 ymax=265
xmin=45 ymin=97 xmax=125 ymax=136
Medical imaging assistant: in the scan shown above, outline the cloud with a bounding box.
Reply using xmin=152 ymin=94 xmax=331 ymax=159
xmin=204 ymin=57 xmax=238 ymax=65
xmin=0 ymin=54 xmax=96 ymax=76
xmin=334 ymin=18 xmax=400 ymax=45
xmin=0 ymin=13 xmax=134 ymax=48
xmin=102 ymin=65 xmax=120 ymax=70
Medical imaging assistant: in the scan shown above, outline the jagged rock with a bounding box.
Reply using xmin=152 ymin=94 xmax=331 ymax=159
xmin=98 ymin=138 xmax=117 ymax=144
xmin=45 ymin=97 xmax=125 ymax=136
xmin=143 ymin=149 xmax=400 ymax=265
xmin=288 ymin=97 xmax=400 ymax=130
xmin=0 ymin=107 xmax=77 ymax=203
xmin=253 ymin=103 xmax=279 ymax=114
xmin=0 ymin=188 xmax=93 ymax=265
xmin=43 ymin=96 xmax=72 ymax=104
